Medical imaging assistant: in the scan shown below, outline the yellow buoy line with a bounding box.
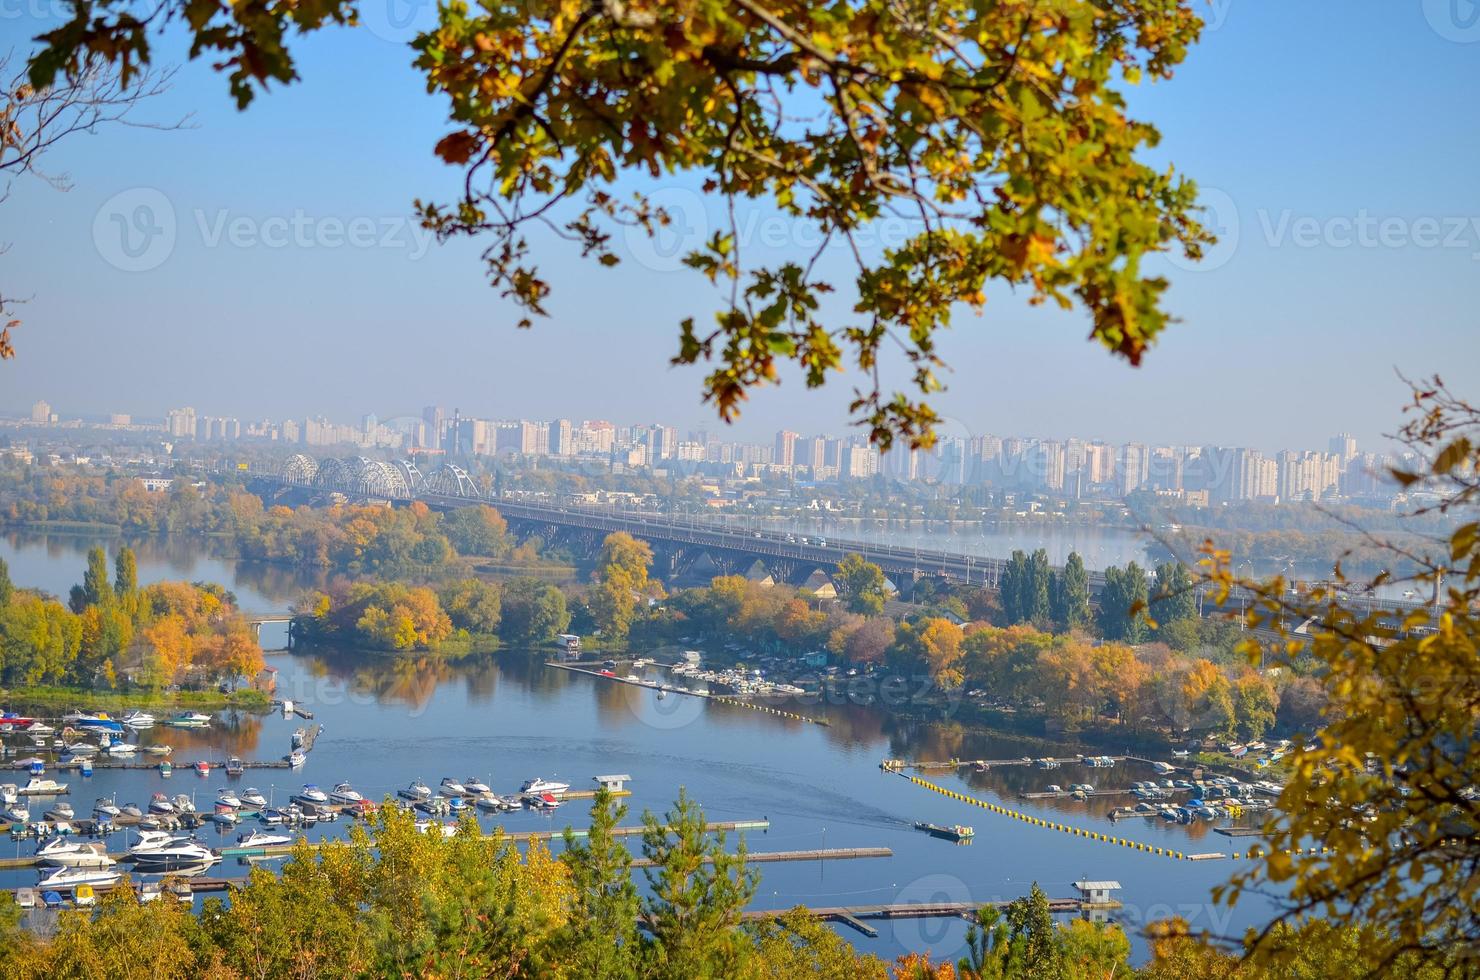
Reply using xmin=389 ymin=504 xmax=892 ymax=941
xmin=899 ymin=774 xmax=1333 ymax=863
xmin=708 ymin=696 xmax=830 ymax=726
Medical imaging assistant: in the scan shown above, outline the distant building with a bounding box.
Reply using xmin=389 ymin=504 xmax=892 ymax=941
xmin=774 ymin=430 xmax=799 ymax=469
xmin=166 ymin=407 xmax=196 ymax=439
xmin=30 ymin=400 xmax=51 ymax=424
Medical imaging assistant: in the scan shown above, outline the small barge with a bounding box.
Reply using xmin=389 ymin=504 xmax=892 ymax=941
xmin=913 ymin=821 xmax=975 ymax=842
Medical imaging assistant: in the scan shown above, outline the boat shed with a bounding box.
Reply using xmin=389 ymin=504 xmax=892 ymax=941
xmin=1072 ymin=881 xmax=1122 ymax=906
xmin=593 ymin=774 xmax=632 ymax=792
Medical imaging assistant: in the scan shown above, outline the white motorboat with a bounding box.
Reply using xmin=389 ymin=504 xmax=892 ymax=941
xmin=328 ymin=782 xmax=363 ymax=805
xmin=0 ymin=783 xmax=17 ymax=804
xmin=287 ymin=750 xmax=306 ymax=768
xmin=239 ymin=788 xmax=268 ymax=809
xmin=130 ymin=840 xmax=219 ymax=870
xmin=237 ymin=829 xmax=292 ymax=848
xmin=129 ymin=830 xmax=185 ymax=854
xmin=124 ymin=711 xmax=156 ymax=728
xmin=463 ymin=777 xmax=493 ymax=795
xmin=37 ymin=867 xmax=121 ymax=890
xmin=166 ymin=712 xmax=212 ymax=729
xmin=294 ymin=784 xmax=329 ymax=805
xmin=398 ymin=780 xmax=432 ymax=802
xmin=93 ymin=797 xmax=122 ymax=818
xmin=519 ymin=777 xmax=569 ymax=797
xmin=19 ymin=777 xmax=68 ymax=795
xmin=106 ymin=741 xmax=138 ymax=756
xmin=438 ymin=777 xmax=467 ymax=797
xmin=147 ymin=793 xmax=175 ymax=815
xmin=36 ymin=839 xmax=115 ymax=868
xmin=414 ymin=820 xmax=457 ymax=838
xmin=475 ymin=795 xmax=514 ymax=812
xmin=143 ymin=744 xmax=173 ymax=756
xmin=4 ymin=804 xmax=31 ymax=822
xmin=44 ymin=802 xmax=75 ymax=820
xmin=25 ymin=722 xmax=55 ymax=736
xmin=524 ymin=792 xmax=562 ymax=810
xmin=216 ymin=788 xmax=242 ymax=809
xmin=171 ymin=793 xmax=196 ymax=814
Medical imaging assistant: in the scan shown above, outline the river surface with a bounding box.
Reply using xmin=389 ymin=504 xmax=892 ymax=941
xmin=0 ymin=535 xmax=1284 ymax=962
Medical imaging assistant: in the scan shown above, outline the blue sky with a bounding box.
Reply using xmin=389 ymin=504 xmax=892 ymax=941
xmin=3 ymin=0 xmax=1478 ymax=451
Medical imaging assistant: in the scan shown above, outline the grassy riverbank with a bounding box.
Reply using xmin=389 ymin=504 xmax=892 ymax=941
xmin=0 ymin=685 xmax=273 ymax=714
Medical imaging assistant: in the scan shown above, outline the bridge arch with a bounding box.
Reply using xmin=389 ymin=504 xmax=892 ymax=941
xmin=281 ymin=453 xmax=319 ymax=485
xmin=423 ymin=463 xmax=481 ymax=499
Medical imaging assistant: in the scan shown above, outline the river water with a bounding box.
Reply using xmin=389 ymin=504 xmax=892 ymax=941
xmin=0 ymin=532 xmax=1281 ymax=961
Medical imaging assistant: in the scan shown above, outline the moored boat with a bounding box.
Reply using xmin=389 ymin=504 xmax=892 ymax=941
xmin=464 ymin=777 xmax=493 ymax=795
xmin=239 ymin=788 xmax=268 ymax=809
xmin=398 ymin=780 xmax=432 ymax=802
xmin=123 ymin=711 xmax=156 ymax=728
xmin=439 ymin=777 xmax=467 ymax=797
xmin=237 ymin=829 xmax=292 ymax=848
xmin=328 ymin=782 xmax=363 ymax=805
xmin=293 ymin=784 xmax=328 ymax=805
xmin=519 ymin=777 xmax=569 ymax=797
xmin=19 ymin=777 xmax=68 ymax=795
xmin=225 ymin=757 xmax=246 ymax=776
xmin=36 ymin=867 xmax=121 ymax=890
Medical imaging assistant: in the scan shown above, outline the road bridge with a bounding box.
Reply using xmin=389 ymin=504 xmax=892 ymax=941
xmin=243 ymin=455 xmax=1437 ymax=621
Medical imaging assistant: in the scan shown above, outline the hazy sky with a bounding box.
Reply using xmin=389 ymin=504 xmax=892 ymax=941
xmin=4 ymin=0 xmax=1478 ymax=452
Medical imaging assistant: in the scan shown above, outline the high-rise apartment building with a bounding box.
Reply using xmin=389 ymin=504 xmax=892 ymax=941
xmin=30 ymin=400 xmax=51 ymax=424
xmin=167 ymin=407 xmax=196 ymax=439
xmin=774 ymin=430 xmax=799 ymax=469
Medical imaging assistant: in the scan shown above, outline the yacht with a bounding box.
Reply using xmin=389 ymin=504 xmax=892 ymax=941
xmin=225 ymin=757 xmax=246 ymax=776
xmin=143 ymin=744 xmax=173 ymax=756
xmin=130 ymin=840 xmax=219 ymax=871
xmin=125 ymin=831 xmax=196 ymax=854
xmin=287 ymin=750 xmax=306 ymax=768
xmin=19 ymin=777 xmax=68 ymax=795
xmin=119 ymin=802 xmax=143 ymax=818
xmin=25 ymin=721 xmax=55 ymax=736
xmin=4 ymin=803 xmax=31 ymax=822
xmin=43 ymin=802 xmax=75 ymax=820
xmin=37 ymin=867 xmax=121 ymax=890
xmin=194 ymin=760 xmax=211 ymax=776
xmin=239 ymin=788 xmax=268 ymax=809
xmin=463 ymin=776 xmax=493 ymax=795
xmin=328 ymin=782 xmax=364 ymax=805
xmin=475 ymin=795 xmax=516 ymax=812
xmin=398 ymin=780 xmax=432 ymax=802
xmin=36 ymin=839 xmax=115 ymax=868
xmin=171 ymin=793 xmax=196 ymax=814
xmin=0 ymin=783 xmax=16 ymax=804
xmin=259 ymin=808 xmax=287 ymax=826
xmin=123 ymin=711 xmax=156 ymax=728
xmin=216 ymin=788 xmax=242 ymax=809
xmin=291 ymin=728 xmax=306 ymax=749
xmin=209 ymin=809 xmax=238 ymax=826
xmin=168 ymin=712 xmax=212 ymax=729
xmin=106 ymin=741 xmax=138 ymax=756
xmin=293 ymin=784 xmax=329 ymax=805
xmin=74 ymin=713 xmax=125 ymax=734
xmin=237 ymin=829 xmax=292 ymax=848
xmin=519 ymin=777 xmax=569 ymax=797
xmin=438 ymin=777 xmax=467 ymax=797
xmin=524 ymin=792 xmax=562 ymax=810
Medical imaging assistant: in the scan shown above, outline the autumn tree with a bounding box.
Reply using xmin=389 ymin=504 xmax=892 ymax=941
xmin=835 ymin=553 xmax=888 ymax=615
xmin=440 ymin=578 xmax=503 ymax=635
xmin=1212 ymin=378 xmax=1480 ymax=972
xmin=590 ymin=532 xmax=657 ymax=644
xmin=893 ymin=617 xmax=965 ymax=689
xmin=1150 ymin=560 xmax=1197 ymax=631
xmin=442 ymin=504 xmax=513 ymax=558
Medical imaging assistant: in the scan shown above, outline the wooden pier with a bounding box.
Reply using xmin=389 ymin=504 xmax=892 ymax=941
xmin=740 ymin=895 xmax=1113 ymax=937
xmin=881 ymin=756 xmax=1132 ymax=772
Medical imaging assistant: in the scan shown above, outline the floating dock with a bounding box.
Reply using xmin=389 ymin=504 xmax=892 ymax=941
xmin=739 ymin=895 xmax=1113 ymax=937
